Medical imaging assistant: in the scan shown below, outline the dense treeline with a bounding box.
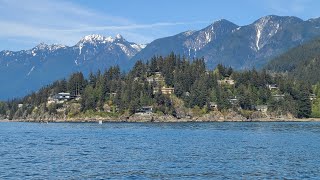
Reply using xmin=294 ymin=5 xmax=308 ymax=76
xmin=266 ymin=38 xmax=320 ymax=84
xmin=0 ymin=53 xmax=316 ymax=120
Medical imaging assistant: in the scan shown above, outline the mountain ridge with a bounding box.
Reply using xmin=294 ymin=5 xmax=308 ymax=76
xmin=0 ymin=34 xmax=145 ymax=99
xmin=1 ymin=15 xmax=320 ymax=99
xmin=133 ymin=15 xmax=320 ymax=69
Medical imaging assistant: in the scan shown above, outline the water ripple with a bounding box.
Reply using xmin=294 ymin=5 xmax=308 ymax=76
xmin=0 ymin=122 xmax=320 ymax=179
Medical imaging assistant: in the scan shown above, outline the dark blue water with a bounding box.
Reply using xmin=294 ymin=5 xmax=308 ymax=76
xmin=1 ymin=122 xmax=320 ymax=179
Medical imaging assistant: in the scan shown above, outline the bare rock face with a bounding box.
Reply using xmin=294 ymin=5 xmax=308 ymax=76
xmin=250 ymin=111 xmax=266 ymax=119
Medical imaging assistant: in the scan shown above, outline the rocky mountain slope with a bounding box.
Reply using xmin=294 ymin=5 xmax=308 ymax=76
xmin=132 ymin=15 xmax=320 ymax=69
xmin=0 ymin=34 xmax=145 ymax=99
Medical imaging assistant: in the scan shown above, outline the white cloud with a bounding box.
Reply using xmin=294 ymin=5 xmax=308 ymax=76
xmin=0 ymin=0 xmax=210 ymax=49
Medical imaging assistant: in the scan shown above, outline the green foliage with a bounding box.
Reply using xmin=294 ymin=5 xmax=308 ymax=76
xmin=188 ymin=75 xmax=209 ymax=108
xmin=0 ymin=102 xmax=7 ymax=115
xmin=2 ymin=53 xmax=315 ymax=119
xmin=267 ymin=38 xmax=320 ymax=84
xmin=296 ymin=84 xmax=312 ymax=118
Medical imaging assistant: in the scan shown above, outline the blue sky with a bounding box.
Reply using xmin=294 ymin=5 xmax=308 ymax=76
xmin=0 ymin=0 xmax=319 ymax=51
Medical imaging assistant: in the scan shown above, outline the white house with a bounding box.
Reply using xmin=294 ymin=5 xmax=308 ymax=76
xmin=256 ymin=105 xmax=268 ymax=113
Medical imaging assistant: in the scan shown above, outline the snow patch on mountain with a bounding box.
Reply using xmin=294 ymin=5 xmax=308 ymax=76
xmin=32 ymin=50 xmax=37 ymax=56
xmin=254 ymin=16 xmax=281 ymax=51
xmin=116 ymin=43 xmax=134 ymax=57
xmin=27 ymin=66 xmax=35 ymax=76
xmin=256 ymin=28 xmax=262 ymax=50
xmin=205 ymin=31 xmax=212 ymax=42
xmin=5 ymin=51 xmax=12 ymax=56
xmin=79 ymin=44 xmax=83 ymax=55
xmin=130 ymin=44 xmax=146 ymax=52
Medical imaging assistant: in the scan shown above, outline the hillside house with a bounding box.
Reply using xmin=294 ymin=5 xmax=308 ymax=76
xmin=161 ymin=87 xmax=175 ymax=95
xmin=228 ymin=96 xmax=238 ymax=105
xmin=153 ymin=86 xmax=175 ymax=95
xmin=218 ymin=78 xmax=235 ymax=85
xmin=135 ymin=106 xmax=153 ymax=115
xmin=310 ymin=94 xmax=317 ymax=101
xmin=108 ymin=92 xmax=117 ymax=98
xmin=272 ymin=94 xmax=285 ymax=101
xmin=147 ymin=76 xmax=165 ymax=84
xmin=267 ymin=84 xmax=279 ymax=91
xmin=209 ymin=102 xmax=218 ymax=110
xmin=255 ymin=105 xmax=268 ymax=113
xmin=154 ymin=72 xmax=162 ymax=77
xmin=47 ymin=92 xmax=76 ymax=104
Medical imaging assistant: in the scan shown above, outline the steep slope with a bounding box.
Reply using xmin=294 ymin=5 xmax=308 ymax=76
xmin=266 ymin=38 xmax=320 ymax=84
xmin=132 ymin=19 xmax=239 ymax=63
xmin=0 ymin=34 xmax=145 ymax=99
xmin=132 ymin=15 xmax=320 ymax=69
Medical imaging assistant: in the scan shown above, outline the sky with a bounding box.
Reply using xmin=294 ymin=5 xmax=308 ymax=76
xmin=0 ymin=0 xmax=319 ymax=51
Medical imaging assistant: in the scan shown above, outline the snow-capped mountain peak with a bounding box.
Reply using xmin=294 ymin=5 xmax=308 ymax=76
xmin=34 ymin=42 xmax=48 ymax=50
xmin=182 ymin=19 xmax=238 ymax=51
xmin=75 ymin=34 xmax=145 ymax=57
xmin=30 ymin=43 xmax=66 ymax=55
xmin=78 ymin=34 xmax=115 ymax=45
xmin=115 ymin=34 xmax=124 ymax=40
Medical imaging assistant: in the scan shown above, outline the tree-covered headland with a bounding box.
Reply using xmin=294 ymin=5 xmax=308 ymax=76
xmin=0 ymin=53 xmax=317 ymax=121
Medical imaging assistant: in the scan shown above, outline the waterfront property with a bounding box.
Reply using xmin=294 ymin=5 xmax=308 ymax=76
xmin=209 ymin=102 xmax=218 ymax=110
xmin=255 ymin=105 xmax=268 ymax=113
xmin=47 ymin=92 xmax=79 ymax=104
xmin=135 ymin=106 xmax=153 ymax=115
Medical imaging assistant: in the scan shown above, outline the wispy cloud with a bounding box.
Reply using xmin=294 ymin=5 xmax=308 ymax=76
xmin=49 ymin=21 xmax=211 ymax=32
xmin=0 ymin=0 xmax=209 ymax=50
xmin=263 ymin=0 xmax=312 ymax=15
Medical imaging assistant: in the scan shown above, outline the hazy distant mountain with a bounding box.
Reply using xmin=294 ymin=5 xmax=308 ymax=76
xmin=0 ymin=34 xmax=145 ymax=99
xmin=132 ymin=15 xmax=320 ymax=69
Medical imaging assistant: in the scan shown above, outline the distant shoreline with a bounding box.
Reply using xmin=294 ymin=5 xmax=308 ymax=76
xmin=1 ymin=118 xmax=320 ymax=123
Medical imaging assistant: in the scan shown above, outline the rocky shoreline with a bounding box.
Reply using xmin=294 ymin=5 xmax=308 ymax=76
xmin=1 ymin=112 xmax=320 ymax=123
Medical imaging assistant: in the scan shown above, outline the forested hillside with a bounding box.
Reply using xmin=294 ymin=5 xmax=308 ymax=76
xmin=266 ymin=38 xmax=320 ymax=84
xmin=0 ymin=53 xmax=316 ymax=121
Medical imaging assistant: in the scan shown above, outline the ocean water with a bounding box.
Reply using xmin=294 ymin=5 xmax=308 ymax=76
xmin=1 ymin=122 xmax=320 ymax=179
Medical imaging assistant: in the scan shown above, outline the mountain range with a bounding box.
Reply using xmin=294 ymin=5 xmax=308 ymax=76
xmin=1 ymin=15 xmax=320 ymax=99
xmin=0 ymin=34 xmax=145 ymax=99
xmin=132 ymin=15 xmax=320 ymax=69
